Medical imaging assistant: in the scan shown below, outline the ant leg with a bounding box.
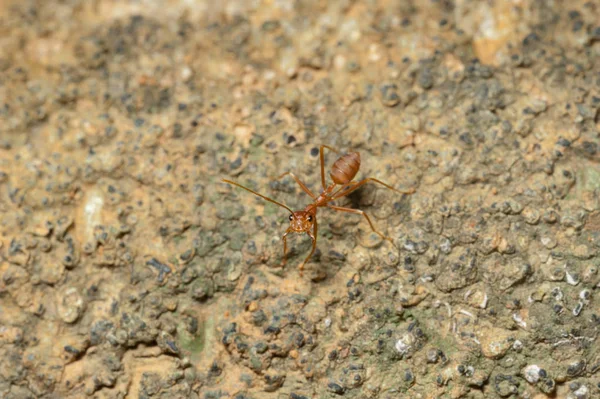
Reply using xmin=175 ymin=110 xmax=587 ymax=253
xmin=319 ymin=145 xmax=341 ymax=190
xmin=298 ymin=218 xmax=318 ymax=274
xmin=281 ymin=232 xmax=289 ymax=267
xmin=273 ymin=172 xmax=316 ymax=198
xmin=332 ymin=177 xmax=415 ymax=200
xmin=328 ymin=205 xmax=393 ymax=243
xmin=330 ymin=180 xmax=358 ymax=198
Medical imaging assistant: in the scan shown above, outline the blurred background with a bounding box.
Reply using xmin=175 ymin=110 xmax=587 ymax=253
xmin=0 ymin=1 xmax=599 ymax=398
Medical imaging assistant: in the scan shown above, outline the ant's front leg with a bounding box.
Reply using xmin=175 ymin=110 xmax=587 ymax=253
xmin=298 ymin=218 xmax=318 ymax=275
xmin=281 ymin=232 xmax=289 ymax=267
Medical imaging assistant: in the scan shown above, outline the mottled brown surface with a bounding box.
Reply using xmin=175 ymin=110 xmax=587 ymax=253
xmin=1 ymin=1 xmax=600 ymax=398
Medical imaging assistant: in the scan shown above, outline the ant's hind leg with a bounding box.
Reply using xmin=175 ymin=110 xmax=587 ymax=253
xmin=328 ymin=205 xmax=394 ymax=243
xmin=332 ymin=177 xmax=415 ymax=200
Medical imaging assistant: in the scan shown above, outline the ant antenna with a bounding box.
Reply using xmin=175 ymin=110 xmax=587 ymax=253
xmin=222 ymin=179 xmax=294 ymax=214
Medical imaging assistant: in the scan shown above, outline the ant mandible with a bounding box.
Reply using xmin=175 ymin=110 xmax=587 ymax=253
xmin=222 ymin=145 xmax=415 ymax=272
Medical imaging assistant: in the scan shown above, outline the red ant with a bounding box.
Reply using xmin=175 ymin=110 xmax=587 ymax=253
xmin=222 ymin=145 xmax=415 ymax=272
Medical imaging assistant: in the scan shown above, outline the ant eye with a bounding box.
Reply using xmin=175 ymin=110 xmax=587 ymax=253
xmin=289 ymin=214 xmax=293 ymax=221
xmin=308 ymin=215 xmax=313 ymax=222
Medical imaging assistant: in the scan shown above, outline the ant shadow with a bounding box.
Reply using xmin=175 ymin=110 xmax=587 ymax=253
xmin=345 ymin=188 xmax=364 ymax=209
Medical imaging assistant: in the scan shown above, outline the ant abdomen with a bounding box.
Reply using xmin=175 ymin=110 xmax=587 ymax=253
xmin=330 ymin=152 xmax=361 ymax=185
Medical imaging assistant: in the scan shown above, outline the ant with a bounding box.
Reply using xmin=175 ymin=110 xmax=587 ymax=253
xmin=222 ymin=145 xmax=415 ymax=272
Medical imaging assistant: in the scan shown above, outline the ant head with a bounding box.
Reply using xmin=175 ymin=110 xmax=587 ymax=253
xmin=288 ymin=211 xmax=315 ymax=233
